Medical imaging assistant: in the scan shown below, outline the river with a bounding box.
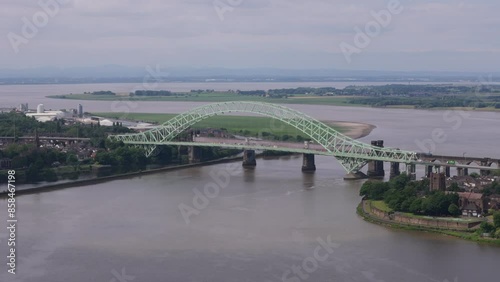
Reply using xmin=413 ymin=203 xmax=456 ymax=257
xmin=0 ymin=83 xmax=499 ymax=281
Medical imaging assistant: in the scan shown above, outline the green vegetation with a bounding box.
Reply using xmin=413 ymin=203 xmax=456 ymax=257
xmin=483 ymin=181 xmax=500 ymax=196
xmin=49 ymin=91 xmax=354 ymax=106
xmin=360 ymin=174 xmax=460 ymax=217
xmin=342 ymin=84 xmax=500 ymax=109
xmin=494 ymin=212 xmax=500 ymax=228
xmin=357 ymin=204 xmax=500 ymax=246
xmin=0 ymin=112 xmax=240 ymax=184
xmin=371 ymin=200 xmax=392 ymax=212
xmin=48 ymin=84 xmax=500 ymax=111
xmin=0 ymin=144 xmax=67 ymax=183
xmin=479 ymin=212 xmax=500 ymax=238
xmin=93 ymin=112 xmax=345 ymax=140
xmin=131 ymin=90 xmax=172 ymax=96
xmin=360 ymin=174 xmax=500 ymax=241
xmin=88 ymin=91 xmax=116 ymax=95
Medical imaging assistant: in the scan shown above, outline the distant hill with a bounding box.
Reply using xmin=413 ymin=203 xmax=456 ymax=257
xmin=0 ymin=66 xmax=498 ymax=84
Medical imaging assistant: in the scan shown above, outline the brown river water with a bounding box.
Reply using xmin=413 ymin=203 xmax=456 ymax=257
xmin=0 ymin=83 xmax=499 ymax=282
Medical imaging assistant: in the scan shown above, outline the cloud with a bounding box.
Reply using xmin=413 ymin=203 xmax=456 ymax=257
xmin=1 ymin=0 xmax=499 ymax=71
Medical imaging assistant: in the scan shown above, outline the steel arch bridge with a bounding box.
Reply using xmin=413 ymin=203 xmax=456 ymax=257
xmin=109 ymin=101 xmax=417 ymax=173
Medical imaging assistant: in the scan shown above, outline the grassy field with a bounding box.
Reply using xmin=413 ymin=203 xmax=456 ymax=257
xmin=371 ymin=200 xmax=393 ymax=212
xmin=49 ymin=92 xmax=357 ymax=106
xmin=94 ymin=112 xmax=346 ymax=137
xmin=47 ymin=90 xmax=500 ymax=111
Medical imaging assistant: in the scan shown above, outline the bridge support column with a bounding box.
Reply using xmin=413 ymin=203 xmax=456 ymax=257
xmin=242 ymin=150 xmax=256 ymax=167
xmin=457 ymin=167 xmax=468 ymax=177
xmin=367 ymin=140 xmax=385 ymax=178
xmin=425 ymin=165 xmax=433 ymax=178
xmin=480 ymin=169 xmax=491 ymax=176
xmin=389 ymin=162 xmax=400 ymax=179
xmin=406 ymin=164 xmax=416 ymax=180
xmin=188 ymin=146 xmax=202 ymax=164
xmin=480 ymin=159 xmax=491 ymax=176
xmin=301 ymin=154 xmax=316 ymax=172
xmin=445 ymin=166 xmax=451 ymax=178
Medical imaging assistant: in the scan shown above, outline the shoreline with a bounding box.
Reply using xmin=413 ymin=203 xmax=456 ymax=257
xmin=0 ymin=156 xmax=245 ymax=198
xmin=46 ymin=95 xmax=500 ymax=113
xmin=0 ymin=120 xmax=375 ymax=197
xmin=327 ymin=121 xmax=376 ymax=139
xmin=357 ymin=202 xmax=500 ymax=246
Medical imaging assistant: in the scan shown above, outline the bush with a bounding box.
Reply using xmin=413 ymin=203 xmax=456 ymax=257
xmin=494 ymin=211 xmax=500 ymax=228
xmin=43 ymin=169 xmax=58 ymax=182
xmin=495 ymin=229 xmax=500 ymax=239
xmin=359 ymin=181 xmax=390 ymax=200
xmin=470 ymin=172 xmax=480 ymax=179
xmin=448 ymin=204 xmax=461 ymax=216
xmin=480 ymin=222 xmax=495 ymax=234
xmin=409 ymin=198 xmax=423 ymax=214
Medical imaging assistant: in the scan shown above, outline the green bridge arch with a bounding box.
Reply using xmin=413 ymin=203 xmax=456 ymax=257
xmin=109 ymin=101 xmax=417 ymax=173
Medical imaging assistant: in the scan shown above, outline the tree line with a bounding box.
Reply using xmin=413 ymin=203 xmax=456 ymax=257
xmin=360 ymin=174 xmax=462 ymax=216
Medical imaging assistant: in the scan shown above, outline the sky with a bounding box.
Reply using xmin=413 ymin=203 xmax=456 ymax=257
xmin=1 ymin=0 xmax=499 ymax=72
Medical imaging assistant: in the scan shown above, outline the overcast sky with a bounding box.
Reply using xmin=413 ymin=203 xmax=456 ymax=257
xmin=1 ymin=0 xmax=499 ymax=72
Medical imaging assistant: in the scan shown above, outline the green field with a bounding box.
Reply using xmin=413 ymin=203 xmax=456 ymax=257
xmin=371 ymin=200 xmax=393 ymax=212
xmin=47 ymin=86 xmax=500 ymax=111
xmin=49 ymin=92 xmax=356 ymax=106
xmin=94 ymin=112 xmax=346 ymax=137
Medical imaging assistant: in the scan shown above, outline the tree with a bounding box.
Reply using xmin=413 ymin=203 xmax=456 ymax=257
xmin=43 ymin=169 xmax=58 ymax=182
xmin=495 ymin=229 xmax=500 ymax=239
xmin=479 ymin=222 xmax=495 ymax=234
xmin=470 ymin=172 xmax=480 ymax=179
xmin=359 ymin=181 xmax=390 ymax=200
xmin=448 ymin=204 xmax=461 ymax=216
xmin=494 ymin=211 xmax=500 ymax=229
xmin=389 ymin=173 xmax=410 ymax=190
xmin=67 ymin=154 xmax=79 ymax=170
xmin=400 ymin=197 xmax=416 ymax=212
xmin=448 ymin=182 xmax=460 ymax=192
xmin=25 ymin=165 xmax=41 ymax=182
xmin=409 ymin=198 xmax=423 ymax=214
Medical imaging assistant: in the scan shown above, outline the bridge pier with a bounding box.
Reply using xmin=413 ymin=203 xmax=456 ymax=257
xmin=444 ymin=166 xmax=451 ymax=178
xmin=406 ymin=164 xmax=416 ymax=180
xmin=301 ymin=154 xmax=316 ymax=172
xmin=188 ymin=146 xmax=202 ymax=164
xmin=389 ymin=162 xmax=400 ymax=179
xmin=480 ymin=159 xmax=491 ymax=176
xmin=242 ymin=150 xmax=257 ymax=167
xmin=457 ymin=167 xmax=468 ymax=177
xmin=480 ymin=169 xmax=491 ymax=176
xmin=425 ymin=165 xmax=433 ymax=178
xmin=367 ymin=140 xmax=385 ymax=178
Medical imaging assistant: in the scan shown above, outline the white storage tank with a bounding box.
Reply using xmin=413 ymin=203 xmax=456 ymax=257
xmin=37 ymin=104 xmax=45 ymax=113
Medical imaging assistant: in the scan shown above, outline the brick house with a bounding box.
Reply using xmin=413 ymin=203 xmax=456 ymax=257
xmin=457 ymin=192 xmax=487 ymax=216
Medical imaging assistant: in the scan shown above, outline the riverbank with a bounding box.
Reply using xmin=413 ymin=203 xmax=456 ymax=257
xmin=326 ymin=121 xmax=375 ymax=139
xmin=47 ymin=91 xmax=500 ymax=113
xmin=0 ymin=155 xmax=246 ymax=198
xmin=0 ymin=118 xmax=374 ymax=198
xmin=357 ymin=200 xmax=500 ymax=246
xmin=92 ymin=112 xmax=375 ymax=140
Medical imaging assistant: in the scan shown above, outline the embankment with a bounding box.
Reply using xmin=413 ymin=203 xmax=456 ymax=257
xmin=0 ymin=156 xmax=245 ymax=198
xmin=357 ymin=200 xmax=500 ymax=246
